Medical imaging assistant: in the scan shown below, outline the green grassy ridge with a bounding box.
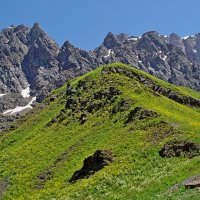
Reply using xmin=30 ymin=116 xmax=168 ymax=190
xmin=102 ymin=63 xmax=200 ymax=101
xmin=0 ymin=63 xmax=200 ymax=199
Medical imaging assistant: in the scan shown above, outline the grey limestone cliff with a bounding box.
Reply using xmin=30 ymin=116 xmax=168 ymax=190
xmin=1 ymin=23 xmax=200 ymax=122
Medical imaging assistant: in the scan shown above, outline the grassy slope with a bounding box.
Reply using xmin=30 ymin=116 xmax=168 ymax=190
xmin=1 ymin=63 xmax=200 ymax=199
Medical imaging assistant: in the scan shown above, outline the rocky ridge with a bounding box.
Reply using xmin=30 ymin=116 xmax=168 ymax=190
xmin=1 ymin=23 xmax=200 ymax=118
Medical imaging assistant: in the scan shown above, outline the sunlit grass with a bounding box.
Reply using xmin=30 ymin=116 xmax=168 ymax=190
xmin=1 ymin=63 xmax=200 ymax=199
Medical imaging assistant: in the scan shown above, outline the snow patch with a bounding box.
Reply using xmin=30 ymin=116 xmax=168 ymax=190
xmin=3 ymin=97 xmax=36 ymax=115
xmin=21 ymin=86 xmax=30 ymax=98
xmin=192 ymin=49 xmax=197 ymax=53
xmin=182 ymin=36 xmax=189 ymax=40
xmin=127 ymin=37 xmax=138 ymax=41
xmin=5 ymin=39 xmax=9 ymax=43
xmin=104 ymin=49 xmax=114 ymax=58
xmin=163 ymin=55 xmax=167 ymax=61
xmin=0 ymin=94 xmax=5 ymax=97
xmin=182 ymin=35 xmax=196 ymax=40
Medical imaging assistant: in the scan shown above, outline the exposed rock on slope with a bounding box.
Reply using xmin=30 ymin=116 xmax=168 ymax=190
xmin=1 ymin=24 xmax=200 ymax=118
xmin=103 ymin=66 xmax=200 ymax=107
xmin=159 ymin=140 xmax=200 ymax=158
xmin=168 ymin=174 xmax=200 ymax=192
xmin=69 ymin=150 xmax=113 ymax=182
xmin=0 ymin=23 xmax=60 ymax=114
xmin=125 ymin=107 xmax=160 ymax=124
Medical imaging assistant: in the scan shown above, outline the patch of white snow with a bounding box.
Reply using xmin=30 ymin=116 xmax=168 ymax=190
xmin=182 ymin=36 xmax=189 ymax=40
xmin=192 ymin=49 xmax=197 ymax=53
xmin=127 ymin=37 xmax=138 ymax=41
xmin=0 ymin=94 xmax=5 ymax=98
xmin=163 ymin=55 xmax=167 ymax=61
xmin=3 ymin=96 xmax=36 ymax=115
xmin=21 ymin=86 xmax=30 ymax=98
xmin=104 ymin=49 xmax=114 ymax=58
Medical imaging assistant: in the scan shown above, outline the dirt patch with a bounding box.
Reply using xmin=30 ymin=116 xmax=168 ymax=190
xmin=125 ymin=107 xmax=160 ymax=124
xmin=69 ymin=150 xmax=113 ymax=182
xmin=0 ymin=180 xmax=7 ymax=198
xmin=159 ymin=140 xmax=200 ymax=158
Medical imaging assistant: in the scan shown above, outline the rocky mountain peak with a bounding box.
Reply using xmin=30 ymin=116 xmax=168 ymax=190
xmin=58 ymin=41 xmax=76 ymax=66
xmin=103 ymin=32 xmax=121 ymax=49
xmin=116 ymin=33 xmax=129 ymax=42
xmin=58 ymin=40 xmax=96 ymax=73
xmin=60 ymin=41 xmax=75 ymax=52
xmin=27 ymin=23 xmax=44 ymax=43
xmin=2 ymin=24 xmax=200 ymax=125
xmin=141 ymin=31 xmax=162 ymax=42
xmin=169 ymin=33 xmax=180 ymax=40
xmin=137 ymin=31 xmax=166 ymax=52
xmin=168 ymin=33 xmax=185 ymax=53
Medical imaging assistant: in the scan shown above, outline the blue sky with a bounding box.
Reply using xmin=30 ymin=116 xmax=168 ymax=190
xmin=0 ymin=0 xmax=199 ymax=50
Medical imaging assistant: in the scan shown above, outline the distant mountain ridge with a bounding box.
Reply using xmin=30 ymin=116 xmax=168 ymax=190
xmin=1 ymin=23 xmax=200 ymax=115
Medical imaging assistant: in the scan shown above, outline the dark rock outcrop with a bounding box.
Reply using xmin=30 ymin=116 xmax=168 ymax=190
xmin=93 ymin=87 xmax=121 ymax=100
xmin=103 ymin=66 xmax=200 ymax=107
xmin=65 ymin=98 xmax=77 ymax=109
xmin=69 ymin=150 xmax=113 ymax=182
xmin=125 ymin=107 xmax=160 ymax=124
xmin=79 ymin=113 xmax=88 ymax=124
xmin=159 ymin=140 xmax=200 ymax=158
xmin=111 ymin=98 xmax=133 ymax=114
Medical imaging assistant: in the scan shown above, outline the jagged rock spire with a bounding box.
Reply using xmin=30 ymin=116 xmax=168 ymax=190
xmin=27 ymin=23 xmax=44 ymax=43
xmin=103 ymin=32 xmax=121 ymax=49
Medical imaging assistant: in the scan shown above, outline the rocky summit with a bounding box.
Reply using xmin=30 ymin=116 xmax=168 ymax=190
xmin=1 ymin=23 xmax=200 ymax=121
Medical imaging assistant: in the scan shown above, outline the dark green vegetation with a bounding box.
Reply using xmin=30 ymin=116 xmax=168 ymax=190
xmin=1 ymin=63 xmax=200 ymax=199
